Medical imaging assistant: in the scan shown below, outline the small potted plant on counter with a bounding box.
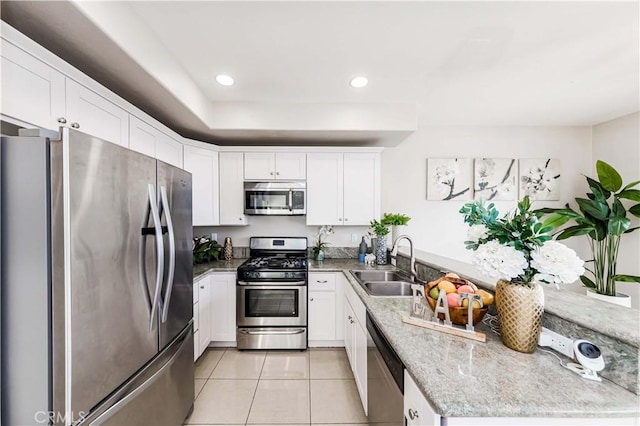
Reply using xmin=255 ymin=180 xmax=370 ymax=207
xmin=382 ymin=212 xmax=411 ymax=244
xmin=193 ymin=236 xmax=221 ymax=265
xmin=537 ymin=160 xmax=640 ymax=307
xmin=369 ymin=219 xmax=390 ymax=265
xmin=312 ymin=225 xmax=334 ymax=261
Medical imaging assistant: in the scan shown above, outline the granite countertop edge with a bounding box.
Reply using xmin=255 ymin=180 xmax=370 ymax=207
xmin=193 ymin=257 xmax=640 ymax=418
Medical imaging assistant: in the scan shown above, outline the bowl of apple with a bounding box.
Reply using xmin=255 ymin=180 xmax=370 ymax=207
xmin=425 ymin=273 xmax=494 ymax=326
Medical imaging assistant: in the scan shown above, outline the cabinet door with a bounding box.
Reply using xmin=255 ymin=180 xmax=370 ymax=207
xmin=156 ymin=133 xmax=183 ymax=168
xmin=244 ymin=152 xmax=275 ymax=180
xmin=1 ymin=40 xmax=65 ymax=130
xmin=344 ymin=302 xmax=354 ymax=365
xmin=129 ymin=115 xmax=157 ymax=158
xmin=183 ymin=145 xmax=219 ymax=226
xmin=275 ymin=153 xmax=306 ymax=180
xmin=308 ymin=291 xmax=336 ymax=341
xmin=354 ymin=320 xmax=368 ymax=412
xmin=219 ymin=152 xmax=248 ymax=225
xmin=306 ymin=153 xmax=344 ymax=225
xmin=404 ymin=370 xmax=440 ymax=426
xmin=65 ymin=79 xmax=129 ymax=147
xmin=343 ymin=153 xmax=380 ymax=225
xmin=210 ymin=273 xmax=237 ymax=342
xmin=197 ymin=276 xmax=212 ymax=357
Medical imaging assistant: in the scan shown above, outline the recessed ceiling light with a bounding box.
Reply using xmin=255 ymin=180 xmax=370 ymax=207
xmin=216 ymin=74 xmax=235 ymax=86
xmin=350 ymin=76 xmax=368 ymax=88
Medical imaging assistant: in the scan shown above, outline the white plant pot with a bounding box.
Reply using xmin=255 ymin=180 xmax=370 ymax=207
xmin=391 ymin=225 xmax=407 ymax=245
xmin=586 ymin=289 xmax=632 ymax=308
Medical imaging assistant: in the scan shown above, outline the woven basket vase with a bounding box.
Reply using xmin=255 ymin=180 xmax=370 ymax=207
xmin=495 ymin=279 xmax=544 ymax=354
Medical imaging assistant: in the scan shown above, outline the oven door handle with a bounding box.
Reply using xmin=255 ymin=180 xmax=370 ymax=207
xmin=238 ymin=328 xmax=306 ymax=335
xmin=288 ymin=190 xmax=293 ymax=212
xmin=237 ymin=280 xmax=307 ymax=286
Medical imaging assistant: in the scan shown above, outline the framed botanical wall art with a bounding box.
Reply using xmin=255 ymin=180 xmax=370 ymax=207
xmin=519 ymin=158 xmax=561 ymax=200
xmin=474 ymin=158 xmax=517 ymax=201
xmin=426 ymin=158 xmax=472 ymax=201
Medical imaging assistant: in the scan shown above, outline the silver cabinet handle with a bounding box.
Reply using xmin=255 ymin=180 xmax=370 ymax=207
xmin=338 ymin=218 xmax=343 ymax=222
xmin=408 ymin=408 xmax=419 ymax=420
xmin=200 ymin=286 xmax=205 ymax=289
xmin=348 ymin=315 xmax=352 ymax=320
xmin=71 ymin=122 xmax=80 ymax=129
xmin=310 ymin=298 xmax=314 ymax=301
xmin=160 ymin=186 xmax=176 ymax=323
xmin=350 ymin=319 xmax=355 ymax=324
xmin=316 ymin=280 xmax=328 ymax=283
xmin=345 ymin=218 xmax=348 ymax=222
xmin=270 ymin=171 xmax=274 ymax=176
xmin=147 ymin=184 xmax=164 ymax=332
xmin=276 ymin=171 xmax=280 ymax=176
xmin=239 ymin=217 xmax=242 ymax=221
xmin=57 ymin=117 xmax=67 ymax=124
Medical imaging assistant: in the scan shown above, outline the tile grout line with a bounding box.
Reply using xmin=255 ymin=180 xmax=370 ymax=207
xmin=205 ymin=347 xmax=228 ymax=380
xmin=244 ymin=351 xmax=267 ymax=425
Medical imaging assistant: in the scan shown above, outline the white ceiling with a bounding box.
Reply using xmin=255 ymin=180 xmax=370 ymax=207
xmin=2 ymin=1 xmax=639 ymax=145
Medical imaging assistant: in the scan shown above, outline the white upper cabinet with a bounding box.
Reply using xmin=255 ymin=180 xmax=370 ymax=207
xmin=306 ymin=153 xmax=344 ymax=225
xmin=219 ymin=152 xmax=248 ymax=225
xmin=0 ymin=40 xmax=65 ymax=130
xmin=307 ymin=152 xmax=379 ymax=226
xmin=343 ymin=153 xmax=380 ymax=225
xmin=65 ymin=79 xmax=129 ymax=148
xmin=244 ymin=152 xmax=306 ymax=180
xmin=183 ymin=145 xmax=219 ymax=226
xmin=130 ymin=115 xmax=183 ymax=167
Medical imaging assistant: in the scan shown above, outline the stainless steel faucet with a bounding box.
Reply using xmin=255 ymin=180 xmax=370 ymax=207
xmin=390 ymin=235 xmax=419 ymax=282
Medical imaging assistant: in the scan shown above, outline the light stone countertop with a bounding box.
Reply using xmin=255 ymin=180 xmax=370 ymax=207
xmin=192 ymin=257 xmax=640 ymax=418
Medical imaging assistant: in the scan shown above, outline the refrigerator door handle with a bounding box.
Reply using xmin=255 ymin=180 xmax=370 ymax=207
xmin=138 ymin=194 xmax=153 ymax=316
xmin=159 ymin=185 xmax=176 ymax=323
xmin=148 ymin=183 xmax=165 ymax=332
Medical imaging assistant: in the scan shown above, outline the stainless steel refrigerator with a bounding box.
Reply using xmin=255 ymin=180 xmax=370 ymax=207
xmin=1 ymin=127 xmax=195 ymax=426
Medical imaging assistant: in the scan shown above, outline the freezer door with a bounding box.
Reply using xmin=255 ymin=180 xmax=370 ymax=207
xmin=157 ymin=161 xmax=193 ymax=348
xmin=79 ymin=325 xmax=194 ymax=426
xmin=57 ymin=128 xmax=160 ymax=420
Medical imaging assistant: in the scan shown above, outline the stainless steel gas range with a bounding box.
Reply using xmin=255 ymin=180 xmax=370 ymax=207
xmin=236 ymin=237 xmax=308 ymax=350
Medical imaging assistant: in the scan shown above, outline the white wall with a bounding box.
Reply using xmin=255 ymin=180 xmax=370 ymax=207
xmin=592 ymin=112 xmax=640 ymax=307
xmin=195 ymin=216 xmax=369 ymax=250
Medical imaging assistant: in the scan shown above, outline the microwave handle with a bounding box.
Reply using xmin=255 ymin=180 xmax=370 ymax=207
xmin=288 ymin=190 xmax=293 ymax=212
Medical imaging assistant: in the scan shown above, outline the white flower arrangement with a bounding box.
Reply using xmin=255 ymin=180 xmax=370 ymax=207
xmin=460 ymin=197 xmax=584 ymax=286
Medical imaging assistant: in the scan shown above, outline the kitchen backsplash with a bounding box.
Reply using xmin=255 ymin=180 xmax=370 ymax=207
xmin=228 ymin=246 xmax=360 ymax=259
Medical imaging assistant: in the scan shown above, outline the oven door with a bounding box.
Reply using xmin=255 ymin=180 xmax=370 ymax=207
xmin=237 ymin=283 xmax=307 ymax=327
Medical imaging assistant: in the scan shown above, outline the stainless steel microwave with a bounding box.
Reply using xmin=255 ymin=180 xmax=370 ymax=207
xmin=244 ymin=181 xmax=306 ymax=215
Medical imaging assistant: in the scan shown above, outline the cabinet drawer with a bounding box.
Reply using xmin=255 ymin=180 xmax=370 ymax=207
xmin=309 ymin=273 xmax=336 ymax=291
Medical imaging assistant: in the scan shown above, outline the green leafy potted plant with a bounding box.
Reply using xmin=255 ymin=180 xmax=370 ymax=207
xmin=369 ymin=219 xmax=390 ymax=265
xmin=382 ymin=212 xmax=411 ymax=244
xmin=538 ymin=160 xmax=640 ymax=307
xmin=193 ymin=236 xmax=221 ymax=265
xmin=312 ymin=225 xmax=333 ymax=261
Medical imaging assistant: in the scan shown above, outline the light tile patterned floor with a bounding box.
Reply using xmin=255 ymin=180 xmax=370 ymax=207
xmin=185 ymin=348 xmax=367 ymax=425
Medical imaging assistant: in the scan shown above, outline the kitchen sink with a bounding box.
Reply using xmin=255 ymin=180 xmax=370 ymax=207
xmin=350 ymin=269 xmax=415 ymax=297
xmin=363 ymin=281 xmax=414 ymax=296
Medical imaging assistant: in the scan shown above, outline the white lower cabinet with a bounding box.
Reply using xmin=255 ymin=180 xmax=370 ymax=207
xmin=196 ymin=275 xmax=212 ymax=358
xmin=343 ymin=278 xmax=367 ymax=413
xmin=404 ymin=370 xmax=440 ymax=426
xmin=210 ymin=273 xmax=237 ymax=343
xmin=308 ymin=272 xmax=345 ymax=345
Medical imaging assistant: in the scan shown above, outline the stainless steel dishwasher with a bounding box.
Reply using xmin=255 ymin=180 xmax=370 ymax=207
xmin=367 ymin=313 xmax=404 ymax=425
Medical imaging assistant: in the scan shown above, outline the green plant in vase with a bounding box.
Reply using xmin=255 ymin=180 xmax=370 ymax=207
xmin=382 ymin=212 xmax=412 ymax=244
xmin=369 ymin=219 xmax=390 ymax=265
xmin=193 ymin=236 xmax=221 ymax=265
xmin=537 ymin=160 xmax=640 ymax=303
